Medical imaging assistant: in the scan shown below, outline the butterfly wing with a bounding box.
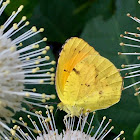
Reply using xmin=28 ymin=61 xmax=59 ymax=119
xmin=62 ymin=54 xmax=122 ymax=114
xmin=55 ymin=37 xmax=98 ymax=101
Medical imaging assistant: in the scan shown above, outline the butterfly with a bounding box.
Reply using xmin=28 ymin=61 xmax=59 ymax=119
xmin=55 ymin=37 xmax=123 ymax=116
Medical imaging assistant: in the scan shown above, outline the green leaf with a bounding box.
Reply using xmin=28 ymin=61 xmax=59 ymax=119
xmin=38 ymin=0 xmax=115 ymax=43
xmin=4 ymin=0 xmax=38 ymax=21
xmin=73 ymin=0 xmax=115 ymax=20
xmin=134 ymin=124 xmax=140 ymax=140
xmin=39 ymin=0 xmax=84 ymax=43
xmin=81 ymin=0 xmax=140 ymax=139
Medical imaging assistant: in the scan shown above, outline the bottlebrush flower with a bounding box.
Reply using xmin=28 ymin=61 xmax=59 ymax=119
xmin=118 ymin=11 xmax=140 ymax=96
xmin=10 ymin=106 xmax=125 ymax=140
xmin=0 ymin=0 xmax=55 ymax=132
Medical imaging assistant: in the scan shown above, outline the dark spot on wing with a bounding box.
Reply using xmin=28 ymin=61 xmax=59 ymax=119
xmin=85 ymin=84 xmax=90 ymax=87
xmin=95 ymin=74 xmax=98 ymax=78
xmin=64 ymin=69 xmax=70 ymax=73
xmin=99 ymin=91 xmax=103 ymax=94
xmin=73 ymin=68 xmax=80 ymax=74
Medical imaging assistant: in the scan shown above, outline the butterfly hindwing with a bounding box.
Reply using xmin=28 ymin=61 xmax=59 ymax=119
xmin=62 ymin=54 xmax=122 ymax=112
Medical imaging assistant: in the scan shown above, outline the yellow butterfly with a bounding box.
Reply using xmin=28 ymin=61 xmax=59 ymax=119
xmin=56 ymin=37 xmax=123 ymax=116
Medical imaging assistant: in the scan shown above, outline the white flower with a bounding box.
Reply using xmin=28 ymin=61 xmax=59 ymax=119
xmin=118 ymin=4 xmax=140 ymax=96
xmin=10 ymin=106 xmax=125 ymax=140
xmin=0 ymin=0 xmax=55 ymax=133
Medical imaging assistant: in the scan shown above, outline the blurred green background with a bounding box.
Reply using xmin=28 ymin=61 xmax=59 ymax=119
xmin=3 ymin=0 xmax=140 ymax=139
